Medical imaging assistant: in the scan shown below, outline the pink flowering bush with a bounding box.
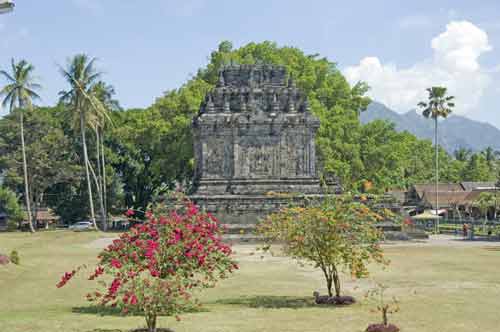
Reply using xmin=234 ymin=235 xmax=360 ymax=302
xmin=57 ymin=199 xmax=238 ymax=332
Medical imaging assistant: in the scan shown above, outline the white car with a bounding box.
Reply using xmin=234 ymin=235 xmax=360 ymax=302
xmin=69 ymin=221 xmax=94 ymax=231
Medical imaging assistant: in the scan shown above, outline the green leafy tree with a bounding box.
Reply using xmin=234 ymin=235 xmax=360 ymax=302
xmin=0 ymin=186 xmax=24 ymax=230
xmin=474 ymin=192 xmax=495 ymax=231
xmin=454 ymin=148 xmax=472 ymax=162
xmin=462 ymin=154 xmax=492 ymax=181
xmin=257 ymin=195 xmax=387 ymax=298
xmin=0 ymin=59 xmax=41 ymax=233
xmin=0 ymin=107 xmax=81 ymax=226
xmin=418 ymin=87 xmax=455 ymax=217
xmin=107 ymin=108 xmax=182 ymax=214
xmin=152 ymin=41 xmax=370 ymax=190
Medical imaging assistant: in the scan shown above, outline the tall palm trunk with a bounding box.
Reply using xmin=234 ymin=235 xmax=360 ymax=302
xmin=80 ymin=107 xmax=97 ymax=230
xmin=435 ymin=117 xmax=439 ymax=233
xmin=95 ymin=129 xmax=107 ymax=231
xmin=101 ymin=130 xmax=108 ymax=230
xmin=19 ymin=111 xmax=35 ymax=233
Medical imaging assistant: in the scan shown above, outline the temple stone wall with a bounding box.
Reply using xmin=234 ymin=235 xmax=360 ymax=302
xmin=190 ymin=65 xmax=340 ymax=224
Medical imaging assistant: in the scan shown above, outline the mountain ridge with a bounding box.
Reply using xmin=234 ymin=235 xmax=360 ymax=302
xmin=360 ymin=102 xmax=500 ymax=153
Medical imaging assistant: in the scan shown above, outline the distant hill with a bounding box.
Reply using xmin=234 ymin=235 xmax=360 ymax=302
xmin=360 ymin=102 xmax=500 ymax=153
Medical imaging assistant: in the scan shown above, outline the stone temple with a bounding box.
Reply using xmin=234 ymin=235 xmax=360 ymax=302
xmin=190 ymin=64 xmax=339 ymax=225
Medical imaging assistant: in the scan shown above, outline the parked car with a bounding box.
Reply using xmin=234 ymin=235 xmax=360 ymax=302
xmin=69 ymin=221 xmax=94 ymax=231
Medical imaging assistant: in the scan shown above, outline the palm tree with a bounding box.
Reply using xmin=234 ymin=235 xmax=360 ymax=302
xmin=58 ymin=54 xmax=107 ymax=230
xmin=90 ymin=81 xmax=118 ymax=230
xmin=482 ymin=147 xmax=496 ymax=173
xmin=454 ymin=148 xmax=472 ymax=162
xmin=0 ymin=59 xmax=41 ymax=233
xmin=418 ymin=87 xmax=455 ymax=228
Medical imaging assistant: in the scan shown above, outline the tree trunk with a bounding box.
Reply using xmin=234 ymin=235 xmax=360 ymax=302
xmin=435 ymin=117 xmax=439 ymax=234
xmin=19 ymin=111 xmax=35 ymax=233
xmin=32 ymin=192 xmax=39 ymax=231
xmin=382 ymin=307 xmax=388 ymax=326
xmin=326 ymin=276 xmax=333 ymax=297
xmin=80 ymin=108 xmax=97 ymax=230
xmin=146 ymin=313 xmax=157 ymax=332
xmin=333 ymin=271 xmax=341 ymax=297
xmin=101 ymin=130 xmax=108 ymax=229
xmin=95 ymin=129 xmax=107 ymax=231
xmin=484 ymin=210 xmax=488 ymax=233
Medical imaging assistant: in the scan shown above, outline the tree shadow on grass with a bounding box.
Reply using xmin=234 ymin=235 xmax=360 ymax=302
xmin=73 ymin=304 xmax=207 ymax=317
xmin=215 ymin=295 xmax=318 ymax=309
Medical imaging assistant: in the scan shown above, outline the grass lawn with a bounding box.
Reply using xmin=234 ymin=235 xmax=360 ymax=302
xmin=1 ymin=231 xmax=500 ymax=332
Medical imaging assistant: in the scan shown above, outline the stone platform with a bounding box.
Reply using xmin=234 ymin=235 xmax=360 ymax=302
xmin=190 ymin=193 xmax=332 ymax=225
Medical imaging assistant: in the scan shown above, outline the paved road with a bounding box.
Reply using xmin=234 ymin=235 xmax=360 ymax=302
xmin=87 ymin=234 xmax=500 ymax=250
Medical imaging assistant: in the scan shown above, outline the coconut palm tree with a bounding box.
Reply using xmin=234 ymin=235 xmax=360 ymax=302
xmin=0 ymin=59 xmax=41 ymax=233
xmin=90 ymin=81 xmax=118 ymax=230
xmin=58 ymin=54 xmax=107 ymax=230
xmin=418 ymin=87 xmax=455 ymax=228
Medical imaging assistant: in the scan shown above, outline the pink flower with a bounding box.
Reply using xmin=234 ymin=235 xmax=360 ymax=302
xmin=130 ymin=294 xmax=138 ymax=305
xmin=56 ymin=270 xmax=76 ymax=288
xmin=125 ymin=209 xmax=135 ymax=217
xmin=108 ymin=278 xmax=121 ymax=295
xmin=110 ymin=259 xmax=122 ymax=269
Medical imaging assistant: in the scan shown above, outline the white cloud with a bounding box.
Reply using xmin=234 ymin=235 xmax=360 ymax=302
xmin=344 ymin=21 xmax=493 ymax=115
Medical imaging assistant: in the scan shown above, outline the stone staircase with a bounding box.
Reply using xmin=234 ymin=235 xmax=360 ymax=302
xmin=221 ymin=223 xmax=261 ymax=243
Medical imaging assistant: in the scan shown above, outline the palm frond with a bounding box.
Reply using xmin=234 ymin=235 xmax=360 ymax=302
xmin=0 ymin=69 xmax=15 ymax=83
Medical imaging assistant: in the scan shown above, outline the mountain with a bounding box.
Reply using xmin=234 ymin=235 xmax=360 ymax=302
xmin=360 ymin=102 xmax=500 ymax=153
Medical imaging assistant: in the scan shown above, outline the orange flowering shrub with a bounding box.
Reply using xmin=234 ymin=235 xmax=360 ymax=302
xmin=258 ymin=195 xmax=388 ymax=298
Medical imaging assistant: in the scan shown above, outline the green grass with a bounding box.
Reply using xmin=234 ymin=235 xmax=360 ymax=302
xmin=1 ymin=231 xmax=500 ymax=332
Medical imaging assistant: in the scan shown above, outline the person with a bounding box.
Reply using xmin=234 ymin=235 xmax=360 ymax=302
xmin=462 ymin=223 xmax=468 ymax=238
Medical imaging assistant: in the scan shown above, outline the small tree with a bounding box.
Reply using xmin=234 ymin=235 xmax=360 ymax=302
xmin=57 ymin=199 xmax=238 ymax=332
xmin=365 ymin=283 xmax=400 ymax=332
xmin=474 ymin=192 xmax=495 ymax=233
xmin=257 ymin=195 xmax=387 ymax=298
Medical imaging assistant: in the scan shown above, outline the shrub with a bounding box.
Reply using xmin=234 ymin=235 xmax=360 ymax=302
xmin=365 ymin=283 xmax=400 ymax=332
xmin=0 ymin=254 xmax=10 ymax=265
xmin=57 ymin=199 xmax=237 ymax=332
xmin=9 ymin=250 xmax=20 ymax=265
xmin=258 ymin=195 xmax=388 ymax=298
xmin=0 ymin=186 xmax=25 ymax=230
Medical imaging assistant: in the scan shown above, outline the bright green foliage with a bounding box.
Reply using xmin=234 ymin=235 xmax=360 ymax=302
xmin=462 ymin=154 xmax=493 ymax=181
xmin=3 ymin=43 xmax=500 ymax=222
xmin=473 ymin=192 xmax=496 ymax=222
xmin=0 ymin=107 xmax=82 ymax=223
xmin=152 ymin=41 xmax=371 ymax=190
xmin=257 ymin=195 xmax=387 ymax=297
xmin=106 ymin=108 xmax=191 ymax=214
xmin=0 ymin=186 xmax=24 ymax=230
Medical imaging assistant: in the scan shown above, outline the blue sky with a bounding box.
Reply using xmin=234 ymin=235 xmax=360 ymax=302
xmin=1 ymin=0 xmax=500 ymax=127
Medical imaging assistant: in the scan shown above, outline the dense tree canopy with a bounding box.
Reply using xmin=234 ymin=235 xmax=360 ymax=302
xmin=1 ymin=41 xmax=500 ymax=223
